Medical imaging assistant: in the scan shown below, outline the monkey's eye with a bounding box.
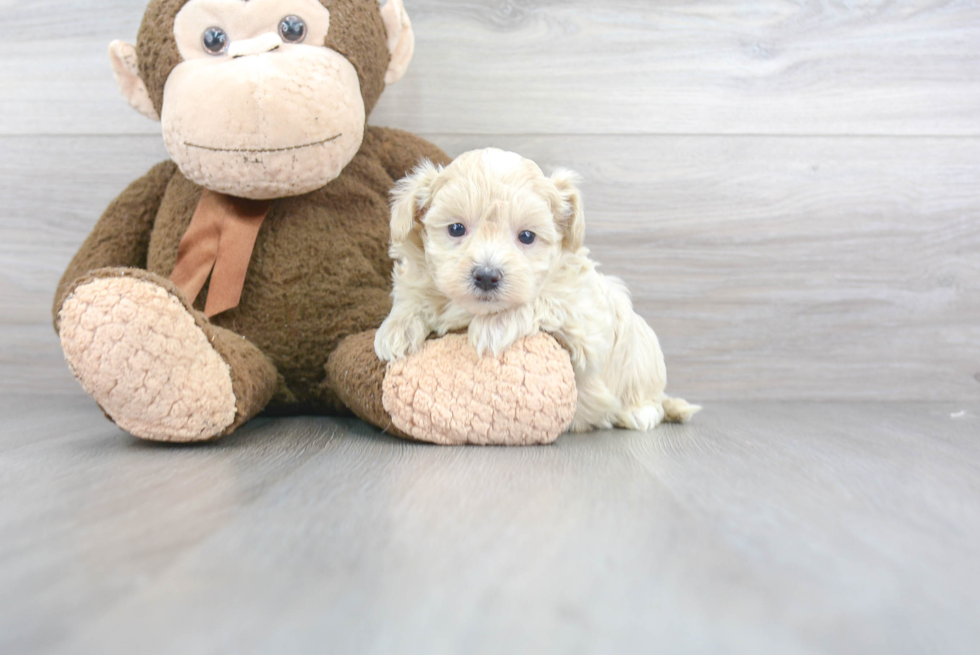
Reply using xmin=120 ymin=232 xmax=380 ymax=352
xmin=202 ymin=27 xmax=229 ymax=55
xmin=279 ymin=15 xmax=308 ymax=43
xmin=448 ymin=224 xmax=467 ymax=238
xmin=518 ymin=231 xmax=536 ymax=245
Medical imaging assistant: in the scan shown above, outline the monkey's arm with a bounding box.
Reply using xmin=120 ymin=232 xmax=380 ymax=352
xmin=52 ymin=160 xmax=178 ymax=323
xmin=369 ymin=126 xmax=452 ymax=180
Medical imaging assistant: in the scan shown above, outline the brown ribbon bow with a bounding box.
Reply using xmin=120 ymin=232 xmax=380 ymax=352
xmin=170 ymin=189 xmax=272 ymax=318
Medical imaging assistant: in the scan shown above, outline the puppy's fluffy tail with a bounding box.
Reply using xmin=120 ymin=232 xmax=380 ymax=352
xmin=663 ymin=396 xmax=702 ymax=423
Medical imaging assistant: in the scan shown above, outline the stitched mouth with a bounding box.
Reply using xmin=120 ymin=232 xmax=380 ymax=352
xmin=183 ymin=133 xmax=342 ymax=154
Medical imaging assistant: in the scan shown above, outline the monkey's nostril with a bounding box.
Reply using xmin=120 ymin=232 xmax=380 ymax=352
xmin=473 ymin=267 xmax=503 ymax=292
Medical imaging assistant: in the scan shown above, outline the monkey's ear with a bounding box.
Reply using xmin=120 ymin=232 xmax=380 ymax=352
xmin=550 ymin=169 xmax=586 ymax=252
xmin=108 ymin=40 xmax=159 ymax=121
xmin=379 ymin=0 xmax=415 ymax=85
xmin=390 ymin=160 xmax=442 ymax=245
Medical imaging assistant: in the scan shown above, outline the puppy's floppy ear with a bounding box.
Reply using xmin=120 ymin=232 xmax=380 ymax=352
xmin=550 ymin=169 xmax=585 ymax=251
xmin=390 ymin=159 xmax=442 ymax=245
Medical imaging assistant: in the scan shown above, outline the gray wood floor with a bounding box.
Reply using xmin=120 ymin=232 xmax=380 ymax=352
xmin=2 ymin=393 xmax=979 ymax=654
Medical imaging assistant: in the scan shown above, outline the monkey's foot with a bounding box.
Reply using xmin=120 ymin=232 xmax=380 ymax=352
xmin=383 ymin=333 xmax=578 ymax=446
xmin=58 ymin=272 xmax=237 ymax=442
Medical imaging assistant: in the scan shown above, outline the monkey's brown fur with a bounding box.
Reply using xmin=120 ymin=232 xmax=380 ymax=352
xmin=55 ymin=125 xmax=449 ymax=422
xmin=54 ymin=0 xmax=450 ymax=433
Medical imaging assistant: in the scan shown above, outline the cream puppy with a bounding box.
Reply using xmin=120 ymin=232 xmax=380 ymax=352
xmin=375 ymin=148 xmax=700 ymax=432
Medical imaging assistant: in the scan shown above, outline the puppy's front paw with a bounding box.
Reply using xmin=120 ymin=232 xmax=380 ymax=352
xmin=468 ymin=326 xmax=518 ymax=358
xmin=375 ymin=315 xmax=429 ymax=362
xmin=468 ymin=308 xmax=536 ymax=357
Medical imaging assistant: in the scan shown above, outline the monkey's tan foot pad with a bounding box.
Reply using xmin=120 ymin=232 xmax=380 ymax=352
xmin=58 ymin=275 xmax=236 ymax=442
xmin=383 ymin=332 xmax=577 ymax=446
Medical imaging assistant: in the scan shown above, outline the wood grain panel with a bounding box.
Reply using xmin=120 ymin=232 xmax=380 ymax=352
xmin=3 ymin=134 xmax=978 ymax=401
xmin=2 ymin=398 xmax=978 ymax=653
xmin=1 ymin=0 xmax=979 ymax=136
xmin=0 ymin=136 xmax=171 ymax=395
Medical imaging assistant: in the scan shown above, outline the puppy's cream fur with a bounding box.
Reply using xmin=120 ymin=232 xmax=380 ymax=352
xmin=376 ymin=148 xmax=700 ymax=432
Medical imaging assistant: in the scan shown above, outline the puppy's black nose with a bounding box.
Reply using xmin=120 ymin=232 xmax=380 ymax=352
xmin=473 ymin=267 xmax=503 ymax=292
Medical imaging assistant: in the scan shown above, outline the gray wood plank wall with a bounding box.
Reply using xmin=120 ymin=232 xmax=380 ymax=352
xmin=1 ymin=0 xmax=978 ymax=401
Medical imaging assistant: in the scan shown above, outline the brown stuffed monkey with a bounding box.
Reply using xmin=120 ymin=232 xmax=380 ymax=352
xmin=54 ymin=0 xmax=576 ymax=446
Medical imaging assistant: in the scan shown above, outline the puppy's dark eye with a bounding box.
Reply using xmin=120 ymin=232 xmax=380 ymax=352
xmin=448 ymin=223 xmax=467 ymax=238
xmin=202 ymin=27 xmax=229 ymax=55
xmin=279 ymin=16 xmax=307 ymax=43
xmin=518 ymin=231 xmax=536 ymax=245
